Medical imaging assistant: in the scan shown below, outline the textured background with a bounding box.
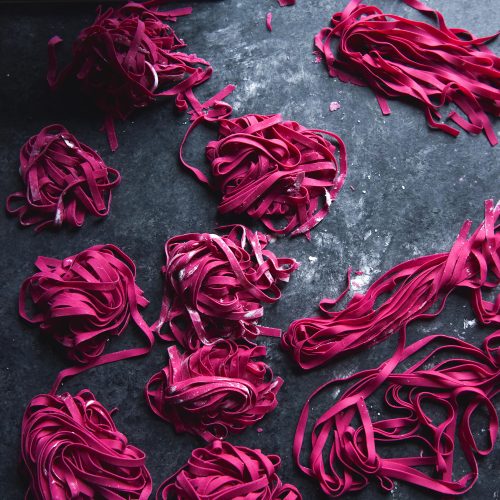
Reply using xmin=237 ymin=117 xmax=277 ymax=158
xmin=0 ymin=0 xmax=498 ymax=498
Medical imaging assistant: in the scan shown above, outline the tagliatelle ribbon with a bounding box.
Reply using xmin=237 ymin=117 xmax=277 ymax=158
xmin=266 ymin=13 xmax=273 ymax=32
xmin=47 ymin=2 xmax=213 ymax=150
xmin=315 ymin=0 xmax=499 ymax=145
xmin=283 ymin=200 xmax=500 ymax=369
xmin=21 ymin=390 xmax=152 ymax=499
xmin=19 ymin=244 xmax=154 ymax=393
xmin=157 ymin=439 xmax=302 ymax=499
xmin=145 ymin=340 xmax=282 ymax=441
xmin=180 ymin=105 xmax=348 ymax=238
xmin=293 ymin=327 xmax=500 ymax=496
xmin=153 ymin=225 xmax=298 ymax=351
xmin=6 ymin=124 xmax=120 ymax=232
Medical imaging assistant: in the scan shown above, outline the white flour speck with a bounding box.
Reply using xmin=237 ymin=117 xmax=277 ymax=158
xmin=463 ymin=319 xmax=476 ymax=329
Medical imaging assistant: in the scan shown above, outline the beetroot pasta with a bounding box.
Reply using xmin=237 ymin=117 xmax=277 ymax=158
xmin=294 ymin=329 xmax=500 ymax=496
xmin=6 ymin=124 xmax=120 ymax=231
xmin=19 ymin=244 xmax=154 ymax=392
xmin=157 ymin=439 xmax=301 ymax=499
xmin=266 ymin=12 xmax=273 ymax=32
xmin=315 ymin=0 xmax=500 ymax=145
xmin=21 ymin=390 xmax=152 ymax=499
xmin=154 ymin=225 xmax=298 ymax=351
xmin=145 ymin=340 xmax=282 ymax=440
xmin=181 ymin=113 xmax=347 ymax=238
xmin=283 ymin=200 xmax=500 ymax=369
xmin=48 ymin=2 xmax=212 ymax=150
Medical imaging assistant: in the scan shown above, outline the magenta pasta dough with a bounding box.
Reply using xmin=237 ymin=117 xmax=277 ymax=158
xmin=6 ymin=125 xmax=120 ymax=231
xmin=181 ymin=113 xmax=347 ymax=238
xmin=146 ymin=340 xmax=282 ymax=440
xmin=48 ymin=2 xmax=213 ymax=150
xmin=154 ymin=225 xmax=298 ymax=350
xmin=157 ymin=440 xmax=301 ymax=499
xmin=21 ymin=390 xmax=152 ymax=499
xmin=20 ymin=244 xmax=154 ymax=392
xmin=315 ymin=0 xmax=499 ymax=145
xmin=283 ymin=200 xmax=500 ymax=369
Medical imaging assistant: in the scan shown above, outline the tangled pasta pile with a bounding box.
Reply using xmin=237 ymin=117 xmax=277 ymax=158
xmin=283 ymin=200 xmax=500 ymax=369
xmin=48 ymin=2 xmax=212 ymax=149
xmin=19 ymin=244 xmax=153 ymax=389
xmin=6 ymin=124 xmax=120 ymax=231
xmin=315 ymin=0 xmax=500 ymax=145
xmin=21 ymin=390 xmax=152 ymax=499
xmin=146 ymin=340 xmax=282 ymax=440
xmin=154 ymin=225 xmax=298 ymax=350
xmin=294 ymin=329 xmax=500 ymax=496
xmin=157 ymin=440 xmax=301 ymax=499
xmin=182 ymin=113 xmax=347 ymax=238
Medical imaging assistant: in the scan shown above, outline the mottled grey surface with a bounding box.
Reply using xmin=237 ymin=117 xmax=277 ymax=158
xmin=0 ymin=0 xmax=498 ymax=498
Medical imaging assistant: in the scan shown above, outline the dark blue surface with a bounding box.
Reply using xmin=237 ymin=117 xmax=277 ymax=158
xmin=0 ymin=1 xmax=498 ymax=498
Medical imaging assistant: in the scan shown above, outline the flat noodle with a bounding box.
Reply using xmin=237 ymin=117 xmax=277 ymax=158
xmin=47 ymin=2 xmax=211 ymax=150
xmin=315 ymin=0 xmax=499 ymax=145
xmin=181 ymin=113 xmax=347 ymax=238
xmin=145 ymin=340 xmax=282 ymax=441
xmin=21 ymin=390 xmax=152 ymax=499
xmin=6 ymin=124 xmax=120 ymax=231
xmin=154 ymin=225 xmax=298 ymax=350
xmin=283 ymin=200 xmax=500 ymax=369
xmin=19 ymin=244 xmax=154 ymax=393
xmin=294 ymin=328 xmax=499 ymax=496
xmin=157 ymin=440 xmax=301 ymax=499
xmin=266 ymin=12 xmax=273 ymax=31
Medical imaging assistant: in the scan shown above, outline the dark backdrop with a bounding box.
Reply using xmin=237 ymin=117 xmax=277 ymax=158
xmin=0 ymin=0 xmax=498 ymax=498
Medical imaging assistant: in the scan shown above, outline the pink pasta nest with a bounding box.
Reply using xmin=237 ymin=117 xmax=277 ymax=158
xmin=294 ymin=330 xmax=500 ymax=496
xmin=146 ymin=340 xmax=282 ymax=440
xmin=20 ymin=244 xmax=152 ymax=365
xmin=48 ymin=2 xmax=212 ymax=150
xmin=6 ymin=124 xmax=120 ymax=231
xmin=157 ymin=440 xmax=301 ymax=499
xmin=182 ymin=113 xmax=347 ymax=238
xmin=154 ymin=225 xmax=298 ymax=351
xmin=21 ymin=390 xmax=152 ymax=499
xmin=315 ymin=0 xmax=500 ymax=145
